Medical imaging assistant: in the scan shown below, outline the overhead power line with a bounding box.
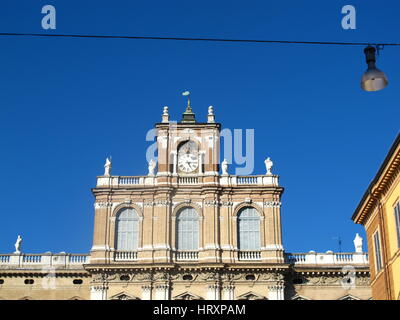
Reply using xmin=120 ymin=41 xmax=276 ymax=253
xmin=0 ymin=32 xmax=400 ymax=46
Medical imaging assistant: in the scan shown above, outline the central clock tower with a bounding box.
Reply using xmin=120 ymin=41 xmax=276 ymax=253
xmin=89 ymin=96 xmax=288 ymax=300
xmin=155 ymin=99 xmax=220 ymax=180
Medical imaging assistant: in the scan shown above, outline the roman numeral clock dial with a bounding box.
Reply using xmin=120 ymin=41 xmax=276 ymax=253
xmin=177 ymin=140 xmax=199 ymax=174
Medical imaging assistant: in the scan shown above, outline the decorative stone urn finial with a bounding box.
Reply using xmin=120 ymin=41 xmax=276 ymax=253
xmin=264 ymin=157 xmax=273 ymax=175
xmin=104 ymin=157 xmax=112 ymax=176
xmin=14 ymin=235 xmax=22 ymax=254
xmin=162 ymin=106 xmax=169 ymax=123
xmin=207 ymin=106 xmax=215 ymax=123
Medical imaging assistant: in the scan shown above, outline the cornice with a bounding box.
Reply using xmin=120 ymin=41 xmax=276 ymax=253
xmin=352 ymin=133 xmax=400 ymax=224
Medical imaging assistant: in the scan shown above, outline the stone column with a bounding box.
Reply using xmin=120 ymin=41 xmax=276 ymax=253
xmin=154 ymin=284 xmax=170 ymax=300
xmin=172 ymin=151 xmax=177 ymax=175
xmin=206 ymin=284 xmax=220 ymax=300
xmin=221 ymin=285 xmax=234 ymax=300
xmin=141 ymin=285 xmax=152 ymax=300
xmin=202 ymin=199 xmax=220 ymax=263
xmin=198 ymin=151 xmax=205 ymax=174
xmin=267 ymin=283 xmax=285 ymax=300
xmin=90 ymin=204 xmax=111 ymax=264
xmin=90 ymin=285 xmax=108 ymax=300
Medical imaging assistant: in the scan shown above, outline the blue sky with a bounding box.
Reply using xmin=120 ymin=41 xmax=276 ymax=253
xmin=0 ymin=0 xmax=399 ymax=254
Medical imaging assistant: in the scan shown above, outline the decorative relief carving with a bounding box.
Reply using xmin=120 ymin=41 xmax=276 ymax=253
xmin=195 ymin=202 xmax=203 ymax=208
xmin=221 ymin=201 xmax=233 ymax=207
xmin=92 ymin=273 xmax=117 ymax=283
xmin=153 ymin=272 xmax=170 ymax=282
xmin=133 ymin=273 xmax=153 ymax=281
xmin=258 ymin=273 xmax=284 ymax=281
xmin=356 ymin=276 xmax=371 ymax=286
xmin=220 ymin=273 xmax=244 ymax=282
xmin=264 ymin=201 xmax=282 ymax=208
xmin=154 ymin=200 xmax=171 ymax=207
xmin=204 ymin=200 xmax=220 ymax=207
xmin=144 ymin=201 xmax=154 ymax=207
xmin=203 ymin=201 xmax=233 ymax=207
xmin=292 ymin=273 xmax=370 ymax=287
xmin=199 ymin=272 xmax=220 ymax=281
xmin=94 ymin=202 xmax=113 ymax=209
xmin=304 ymin=275 xmax=341 ymax=286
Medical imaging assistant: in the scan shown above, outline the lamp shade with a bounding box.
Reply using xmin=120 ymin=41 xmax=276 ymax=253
xmin=361 ymin=46 xmax=388 ymax=92
xmin=361 ymin=68 xmax=389 ymax=91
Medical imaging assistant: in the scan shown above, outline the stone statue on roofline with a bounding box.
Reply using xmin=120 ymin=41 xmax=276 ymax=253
xmin=104 ymin=157 xmax=112 ymax=176
xmin=14 ymin=235 xmax=22 ymax=254
xmin=353 ymin=233 xmax=363 ymax=253
xmin=148 ymin=159 xmax=156 ymax=176
xmin=221 ymin=159 xmax=229 ymax=175
xmin=264 ymin=157 xmax=273 ymax=175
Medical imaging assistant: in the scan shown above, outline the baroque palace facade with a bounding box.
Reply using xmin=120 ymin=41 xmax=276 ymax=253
xmin=0 ymin=102 xmax=372 ymax=300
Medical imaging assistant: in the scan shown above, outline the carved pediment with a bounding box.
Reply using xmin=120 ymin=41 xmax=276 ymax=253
xmin=110 ymin=292 xmax=140 ymax=300
xmin=338 ymin=294 xmax=360 ymax=300
xmin=173 ymin=292 xmax=203 ymax=300
xmin=236 ymin=291 xmax=267 ymax=300
xmin=291 ymin=294 xmax=311 ymax=300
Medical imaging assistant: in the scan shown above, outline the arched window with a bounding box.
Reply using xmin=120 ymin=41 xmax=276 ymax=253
xmin=115 ymin=208 xmax=139 ymax=251
xmin=176 ymin=207 xmax=199 ymax=251
xmin=237 ymin=207 xmax=261 ymax=250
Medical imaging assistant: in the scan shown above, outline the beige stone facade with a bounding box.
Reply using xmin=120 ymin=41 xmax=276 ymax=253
xmin=0 ymin=104 xmax=371 ymax=300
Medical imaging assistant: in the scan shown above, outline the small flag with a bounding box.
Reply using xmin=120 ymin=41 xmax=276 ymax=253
xmin=182 ymin=91 xmax=190 ymax=96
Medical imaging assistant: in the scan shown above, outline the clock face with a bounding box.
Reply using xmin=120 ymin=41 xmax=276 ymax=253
xmin=178 ymin=140 xmax=199 ymax=173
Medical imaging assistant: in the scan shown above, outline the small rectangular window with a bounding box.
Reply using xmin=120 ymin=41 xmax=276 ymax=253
xmin=395 ymin=202 xmax=400 ymax=249
xmin=373 ymin=230 xmax=383 ymax=273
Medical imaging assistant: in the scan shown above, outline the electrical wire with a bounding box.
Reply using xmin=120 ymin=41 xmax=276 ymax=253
xmin=0 ymin=32 xmax=400 ymax=46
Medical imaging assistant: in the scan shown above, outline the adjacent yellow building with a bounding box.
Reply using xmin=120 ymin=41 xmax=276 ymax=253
xmin=352 ymin=133 xmax=400 ymax=300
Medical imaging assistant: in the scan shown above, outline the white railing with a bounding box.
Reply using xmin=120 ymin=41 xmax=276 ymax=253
xmin=178 ymin=177 xmax=199 ymax=185
xmin=220 ymin=175 xmax=279 ymax=187
xmin=97 ymin=174 xmax=279 ymax=188
xmin=0 ymin=255 xmax=10 ymax=263
xmin=0 ymin=253 xmax=90 ymax=269
xmin=286 ymin=253 xmax=306 ymax=263
xmin=285 ymin=252 xmax=369 ymax=265
xmin=237 ymin=176 xmax=259 ymax=184
xmin=114 ymin=251 xmax=138 ymax=261
xmin=22 ymin=255 xmax=42 ymax=263
xmin=119 ymin=177 xmax=141 ymax=185
xmin=175 ymin=251 xmax=199 ymax=261
xmin=335 ymin=253 xmax=354 ymax=263
xmin=68 ymin=254 xmax=89 ymax=264
xmin=238 ymin=251 xmax=261 ymax=261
